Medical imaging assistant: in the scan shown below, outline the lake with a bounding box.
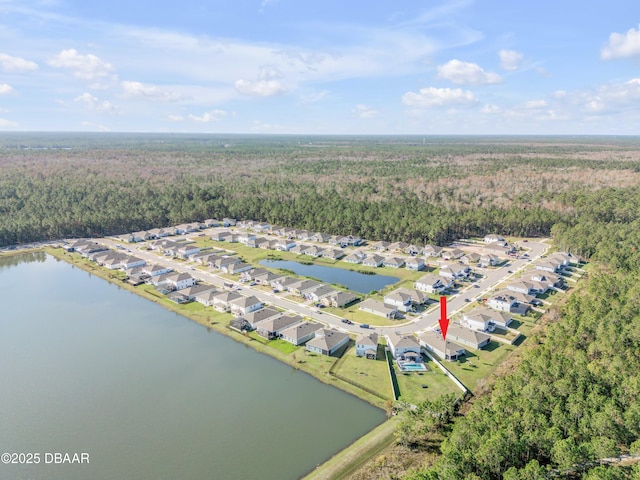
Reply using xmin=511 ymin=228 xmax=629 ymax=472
xmin=259 ymin=259 xmax=399 ymax=294
xmin=0 ymin=252 xmax=385 ymax=480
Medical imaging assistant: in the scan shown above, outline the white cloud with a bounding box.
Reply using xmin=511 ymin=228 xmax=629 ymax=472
xmin=48 ymin=49 xmax=114 ymax=80
xmin=437 ymin=59 xmax=502 ymax=85
xmin=524 ymin=99 xmax=548 ymax=109
xmin=167 ymin=115 xmax=184 ymax=122
xmin=0 ymin=118 xmax=18 ymax=127
xmin=74 ymin=92 xmax=118 ymax=112
xmin=0 ymin=53 xmax=38 ymax=72
xmin=498 ymin=49 xmax=524 ymax=71
xmin=482 ymin=104 xmax=501 ymax=114
xmin=353 ymin=104 xmax=379 ymax=119
xmin=601 ymin=24 xmax=640 ymax=60
xmin=121 ymin=81 xmax=185 ymax=102
xmin=187 ymin=109 xmax=227 ymax=122
xmin=299 ymin=90 xmax=330 ymax=104
xmin=580 ymin=78 xmax=640 ymax=113
xmin=402 ymin=86 xmax=477 ymax=108
xmin=235 ymin=79 xmax=287 ymax=96
xmin=0 ymin=84 xmax=15 ymax=95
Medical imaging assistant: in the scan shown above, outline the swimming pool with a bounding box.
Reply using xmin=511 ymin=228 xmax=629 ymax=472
xmin=398 ymin=362 xmax=428 ymax=372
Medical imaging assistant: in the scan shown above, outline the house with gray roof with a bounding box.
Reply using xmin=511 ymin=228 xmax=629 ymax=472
xmin=243 ymin=307 xmax=282 ymax=329
xmin=306 ymin=329 xmax=350 ymax=356
xmin=362 ymin=254 xmax=384 ymax=267
xmin=307 ymin=285 xmax=337 ymax=302
xmin=462 ymin=308 xmax=513 ymax=331
xmin=359 ymin=299 xmax=398 ymax=319
xmin=415 ymin=274 xmax=446 ymax=293
xmin=178 ymin=284 xmax=216 ymax=301
xmin=195 ymin=290 xmax=220 ymax=307
xmin=355 ymin=332 xmax=379 ymax=359
xmin=385 ymin=332 xmax=421 ymax=360
xmin=446 ymin=324 xmax=491 ymax=350
xmin=212 ymin=291 xmax=243 ymax=312
xmin=419 ymin=332 xmax=466 ymax=362
xmin=256 ymin=315 xmax=304 ymax=340
xmin=344 ymin=252 xmax=366 ymax=264
xmin=223 ymin=262 xmax=253 ymax=275
xmin=423 ymin=245 xmax=443 ymax=257
xmin=230 ymin=295 xmax=263 ymax=316
xmin=290 ymin=279 xmax=322 ymax=296
xmin=165 ymin=273 xmax=195 ymax=291
xmin=383 ymin=257 xmax=406 ymax=268
xmin=405 ymin=257 xmax=425 ymax=271
xmin=321 ymin=291 xmax=358 ymax=308
xmin=370 ymin=241 xmax=389 ymax=252
xmin=280 ymin=322 xmax=323 ymax=346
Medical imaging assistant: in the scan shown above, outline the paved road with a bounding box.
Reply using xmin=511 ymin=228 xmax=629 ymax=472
xmin=96 ymin=237 xmax=549 ymax=336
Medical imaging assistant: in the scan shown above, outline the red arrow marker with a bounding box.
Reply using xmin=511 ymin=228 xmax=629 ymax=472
xmin=439 ymin=296 xmax=449 ymax=341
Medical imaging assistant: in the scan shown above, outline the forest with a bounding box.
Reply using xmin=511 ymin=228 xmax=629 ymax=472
xmin=2 ymin=133 xmax=640 ymax=478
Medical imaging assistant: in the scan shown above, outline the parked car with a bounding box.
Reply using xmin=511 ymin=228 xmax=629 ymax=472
xmin=359 ymin=324 xmax=370 ymax=329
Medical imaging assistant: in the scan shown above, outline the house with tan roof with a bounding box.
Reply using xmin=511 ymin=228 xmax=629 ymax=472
xmin=446 ymin=324 xmax=491 ymax=350
xmin=359 ymin=299 xmax=398 ymax=319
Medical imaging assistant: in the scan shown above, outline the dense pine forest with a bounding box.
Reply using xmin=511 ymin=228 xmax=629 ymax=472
xmin=3 ymin=133 xmax=640 ymax=478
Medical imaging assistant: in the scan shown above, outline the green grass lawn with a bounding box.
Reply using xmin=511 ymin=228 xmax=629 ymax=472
xmin=444 ymin=341 xmax=516 ymax=393
xmin=333 ymin=345 xmax=394 ymax=400
xmin=394 ymin=357 xmax=461 ymax=403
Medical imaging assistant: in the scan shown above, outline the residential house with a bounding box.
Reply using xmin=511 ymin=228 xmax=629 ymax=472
xmin=194 ymin=290 xmax=220 ymax=307
xmin=439 ymin=264 xmax=471 ymax=279
xmin=142 ymin=264 xmax=173 ymax=277
xmin=307 ymin=285 xmax=337 ymax=302
xmin=328 ymin=235 xmax=342 ymax=246
xmin=388 ymin=241 xmax=409 ymax=253
xmin=535 ymin=260 xmax=561 ymax=273
xmin=203 ymin=219 xmax=219 ymax=228
xmin=256 ymin=315 xmax=304 ymax=340
xmin=253 ymin=271 xmax=280 ymax=285
xmin=311 ymin=232 xmax=331 ymax=243
xmin=493 ymin=289 xmax=537 ymax=308
xmin=321 ymin=291 xmax=358 ymax=308
xmin=212 ymin=291 xmax=243 ymax=312
xmin=289 ymin=244 xmax=307 ymax=255
xmin=507 ymin=280 xmax=539 ymax=295
xmin=404 ymin=245 xmax=422 ymax=256
xmin=405 ymin=257 xmax=425 ymax=271
xmin=120 ymin=256 xmax=146 ymax=270
xmin=290 ymin=279 xmax=322 ymax=296
xmin=355 ymin=332 xmax=379 ymax=359
xmin=271 ymin=276 xmax=299 ymax=292
xmin=370 ymin=241 xmax=389 ymax=252
xmin=343 ymin=252 xmax=366 ymax=264
xmin=253 ymin=222 xmax=271 ymax=233
xmin=488 ymin=293 xmax=517 ymax=312
xmin=280 ymin=322 xmax=323 ymax=346
xmin=223 ymin=262 xmax=253 ymax=275
xmin=296 ymin=230 xmax=312 ymax=241
xmin=479 ymin=253 xmax=500 ymax=267
xmin=243 ymin=307 xmax=282 ymax=330
xmin=462 ymin=308 xmax=513 ymax=331
xmin=306 ymin=329 xmax=350 ymax=356
xmin=362 ymin=254 xmax=384 ymax=267
xmin=165 ymin=273 xmax=196 ymax=291
xmin=274 ymin=239 xmax=296 ymax=251
xmin=210 ymin=256 xmax=241 ymax=270
xmin=211 ymin=231 xmax=233 ymax=242
xmin=415 ymin=274 xmax=446 ymax=294
xmin=423 ymin=245 xmax=443 ymax=257
xmin=176 ymin=244 xmax=200 ymax=259
xmin=442 ymin=248 xmax=465 ymax=261
xmin=230 ymin=295 xmax=264 ymax=316
xmin=239 ymin=233 xmax=257 ymax=246
xmin=303 ymin=246 xmax=325 ymax=257
xmin=461 ymin=252 xmax=481 ymax=265
xmin=383 ymin=257 xmax=405 ymax=268
xmin=385 ymin=332 xmax=421 ymax=360
xmin=222 ymin=218 xmax=236 ymax=227
xmin=229 ymin=317 xmax=252 ymax=333
xmin=446 ymin=324 xmax=491 ymax=350
xmin=322 ymin=248 xmax=345 ymax=260
xmin=340 ymin=235 xmax=362 ymax=247
xmin=419 ymin=332 xmax=466 ymax=361
xmin=178 ymin=284 xmax=217 ymax=301
xmin=359 ymin=299 xmax=397 ymax=319
xmin=383 ymin=290 xmax=414 ymax=312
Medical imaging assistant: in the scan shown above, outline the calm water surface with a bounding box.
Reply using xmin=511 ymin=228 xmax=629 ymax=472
xmin=0 ymin=253 xmax=384 ymax=480
xmin=259 ymin=259 xmax=399 ymax=293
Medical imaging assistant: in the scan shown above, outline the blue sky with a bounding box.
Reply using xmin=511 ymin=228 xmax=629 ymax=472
xmin=2 ymin=0 xmax=640 ymax=134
